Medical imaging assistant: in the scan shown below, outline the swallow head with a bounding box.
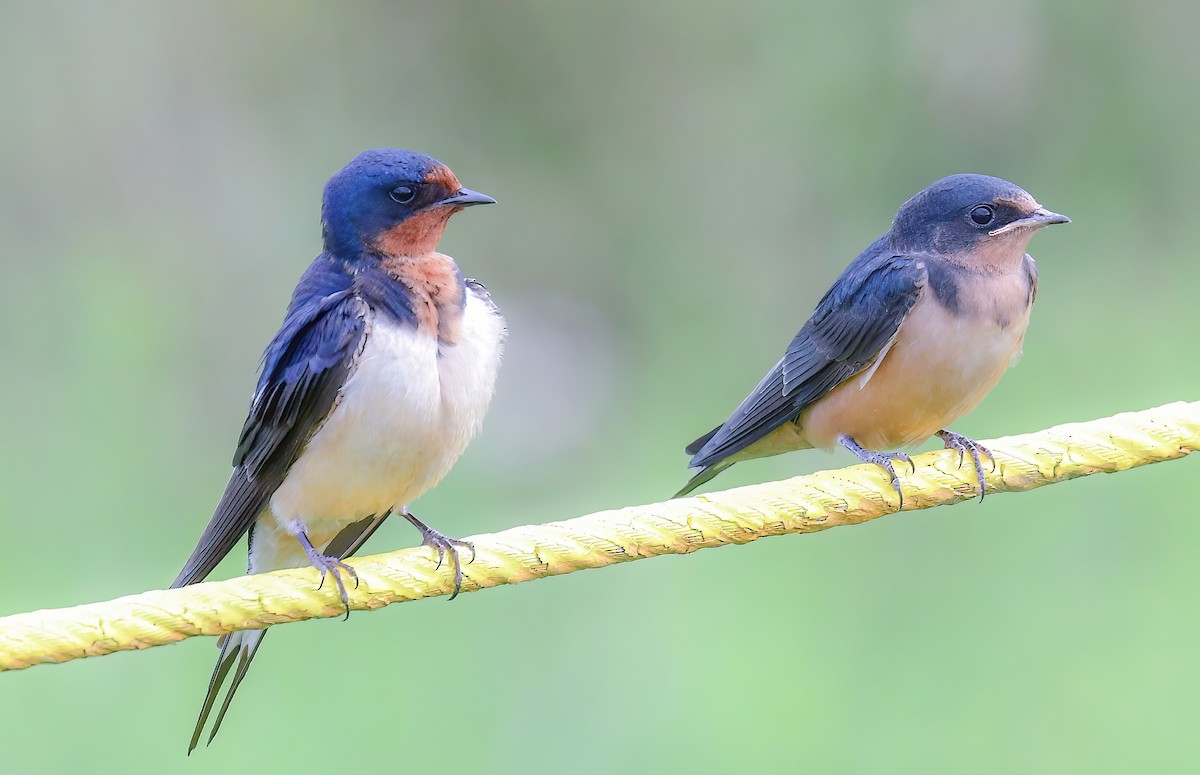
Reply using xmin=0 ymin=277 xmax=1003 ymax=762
xmin=321 ymin=148 xmax=495 ymax=258
xmin=888 ymin=173 xmax=1069 ymax=263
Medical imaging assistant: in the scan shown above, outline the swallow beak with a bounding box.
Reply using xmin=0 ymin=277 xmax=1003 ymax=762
xmin=989 ymin=207 xmax=1071 ymax=236
xmin=435 ymin=187 xmax=497 ymax=209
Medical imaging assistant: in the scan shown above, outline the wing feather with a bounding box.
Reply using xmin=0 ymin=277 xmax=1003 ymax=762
xmin=687 ymin=249 xmax=926 ymax=470
xmin=172 ymin=258 xmax=368 ymax=588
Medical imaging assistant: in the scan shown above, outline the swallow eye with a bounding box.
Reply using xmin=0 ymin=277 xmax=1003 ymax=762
xmin=969 ymin=205 xmax=994 ymax=226
xmin=389 ymin=185 xmax=416 ymax=204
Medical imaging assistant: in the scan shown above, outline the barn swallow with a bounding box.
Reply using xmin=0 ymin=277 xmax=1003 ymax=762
xmin=678 ymin=174 xmax=1068 ymax=502
xmin=171 ymin=149 xmax=506 ymax=752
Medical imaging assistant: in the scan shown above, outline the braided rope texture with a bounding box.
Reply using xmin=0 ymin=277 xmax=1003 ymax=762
xmin=1 ymin=401 xmax=1196 ymax=672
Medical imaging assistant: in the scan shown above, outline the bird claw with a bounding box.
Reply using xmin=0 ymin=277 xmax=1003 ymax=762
xmin=403 ymin=511 xmax=475 ymax=601
xmin=295 ymin=532 xmax=359 ymax=620
xmin=936 ymin=430 xmax=995 ymax=502
xmin=837 ymin=434 xmax=916 ymax=509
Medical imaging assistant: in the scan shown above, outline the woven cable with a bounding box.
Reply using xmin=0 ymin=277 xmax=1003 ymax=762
xmin=1 ymin=401 xmax=1197 ymax=672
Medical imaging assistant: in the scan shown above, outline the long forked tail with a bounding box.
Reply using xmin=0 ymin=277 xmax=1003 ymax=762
xmin=184 ymin=512 xmax=390 ymax=753
xmin=187 ymin=628 xmax=268 ymax=754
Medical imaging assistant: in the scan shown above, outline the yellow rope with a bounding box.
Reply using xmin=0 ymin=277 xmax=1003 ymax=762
xmin=1 ymin=401 xmax=1197 ymax=672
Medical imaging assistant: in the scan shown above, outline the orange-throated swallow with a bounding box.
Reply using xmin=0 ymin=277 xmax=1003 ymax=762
xmin=172 ymin=149 xmax=506 ymax=752
xmin=678 ymin=173 xmax=1068 ymax=501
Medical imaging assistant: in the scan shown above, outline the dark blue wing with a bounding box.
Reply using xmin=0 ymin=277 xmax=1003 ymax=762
xmin=687 ymin=245 xmax=926 ymax=470
xmin=172 ymin=255 xmax=369 ymax=588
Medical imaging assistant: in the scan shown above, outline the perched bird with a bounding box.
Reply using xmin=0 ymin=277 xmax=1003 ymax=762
xmin=678 ymin=174 xmax=1068 ymax=501
xmin=172 ymin=149 xmax=505 ymax=752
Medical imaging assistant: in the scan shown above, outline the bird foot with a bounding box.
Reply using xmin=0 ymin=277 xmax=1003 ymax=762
xmin=402 ymin=510 xmax=475 ymax=601
xmin=837 ymin=434 xmax=915 ymax=508
xmin=936 ymin=429 xmax=995 ymax=502
xmin=294 ymin=529 xmax=359 ymax=620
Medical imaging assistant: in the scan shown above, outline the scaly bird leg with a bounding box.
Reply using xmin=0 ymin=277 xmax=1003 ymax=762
xmin=402 ymin=509 xmax=475 ymax=601
xmin=291 ymin=527 xmax=359 ymax=620
xmin=836 ymin=434 xmax=915 ymax=508
xmin=936 ymin=429 xmax=996 ymax=502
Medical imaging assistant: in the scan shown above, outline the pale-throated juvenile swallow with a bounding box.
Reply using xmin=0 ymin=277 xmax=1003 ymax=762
xmin=679 ymin=174 xmax=1068 ymax=501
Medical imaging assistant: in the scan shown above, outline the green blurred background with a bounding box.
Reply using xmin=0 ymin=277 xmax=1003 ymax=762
xmin=1 ymin=1 xmax=1197 ymax=772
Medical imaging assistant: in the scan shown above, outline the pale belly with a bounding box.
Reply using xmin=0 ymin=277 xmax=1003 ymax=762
xmin=799 ymin=293 xmax=1030 ymax=450
xmin=252 ymin=291 xmax=505 ymax=570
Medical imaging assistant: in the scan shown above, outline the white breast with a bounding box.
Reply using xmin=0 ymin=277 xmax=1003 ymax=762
xmin=263 ymin=288 xmax=505 ymax=555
